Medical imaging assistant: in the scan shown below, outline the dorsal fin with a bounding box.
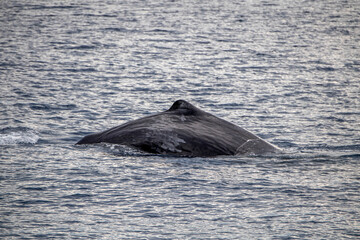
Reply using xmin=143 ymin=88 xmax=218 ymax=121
xmin=167 ymin=100 xmax=201 ymax=115
xmin=168 ymin=100 xmax=192 ymax=111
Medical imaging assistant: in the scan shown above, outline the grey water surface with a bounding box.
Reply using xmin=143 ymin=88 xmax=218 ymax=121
xmin=1 ymin=0 xmax=359 ymax=239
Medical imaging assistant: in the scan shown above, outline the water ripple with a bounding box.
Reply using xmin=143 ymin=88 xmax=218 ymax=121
xmin=0 ymin=0 xmax=359 ymax=239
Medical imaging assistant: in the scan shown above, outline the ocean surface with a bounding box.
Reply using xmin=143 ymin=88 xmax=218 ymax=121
xmin=1 ymin=0 xmax=359 ymax=239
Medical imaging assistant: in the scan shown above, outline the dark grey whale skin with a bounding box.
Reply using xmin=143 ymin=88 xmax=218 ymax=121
xmin=76 ymin=100 xmax=280 ymax=157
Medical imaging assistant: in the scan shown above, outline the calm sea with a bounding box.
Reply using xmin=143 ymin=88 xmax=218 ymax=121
xmin=1 ymin=0 xmax=359 ymax=239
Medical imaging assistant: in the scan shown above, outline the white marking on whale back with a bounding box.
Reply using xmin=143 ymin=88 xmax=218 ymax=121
xmin=145 ymin=129 xmax=186 ymax=153
xmin=180 ymin=114 xmax=186 ymax=122
xmin=236 ymin=139 xmax=281 ymax=155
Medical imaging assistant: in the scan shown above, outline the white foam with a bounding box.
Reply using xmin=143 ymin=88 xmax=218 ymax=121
xmin=0 ymin=129 xmax=40 ymax=145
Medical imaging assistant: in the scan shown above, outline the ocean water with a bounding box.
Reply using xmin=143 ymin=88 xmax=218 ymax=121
xmin=1 ymin=0 xmax=359 ymax=239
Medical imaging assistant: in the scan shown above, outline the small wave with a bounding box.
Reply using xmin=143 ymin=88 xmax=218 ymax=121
xmin=76 ymin=142 xmax=151 ymax=157
xmin=102 ymin=143 xmax=150 ymax=156
xmin=29 ymin=103 xmax=77 ymax=111
xmin=316 ymin=66 xmax=336 ymax=71
xmin=0 ymin=127 xmax=40 ymax=145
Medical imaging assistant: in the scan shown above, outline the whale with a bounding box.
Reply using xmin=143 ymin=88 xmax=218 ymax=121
xmin=76 ymin=100 xmax=280 ymax=157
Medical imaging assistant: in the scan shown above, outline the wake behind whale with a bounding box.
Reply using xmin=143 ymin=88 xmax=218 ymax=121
xmin=77 ymin=100 xmax=280 ymax=157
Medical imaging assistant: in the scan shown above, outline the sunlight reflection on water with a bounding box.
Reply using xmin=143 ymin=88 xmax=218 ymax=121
xmin=0 ymin=0 xmax=359 ymax=239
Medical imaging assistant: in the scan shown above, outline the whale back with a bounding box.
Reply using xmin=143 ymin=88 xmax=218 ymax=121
xmin=76 ymin=100 xmax=280 ymax=156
